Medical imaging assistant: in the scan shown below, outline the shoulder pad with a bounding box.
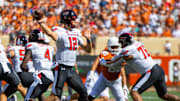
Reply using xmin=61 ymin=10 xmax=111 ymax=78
xmin=25 ymin=42 xmax=36 ymax=50
xmin=7 ymin=46 xmax=14 ymax=51
xmin=51 ymin=26 xmax=65 ymax=32
xmin=100 ymin=50 xmax=110 ymax=57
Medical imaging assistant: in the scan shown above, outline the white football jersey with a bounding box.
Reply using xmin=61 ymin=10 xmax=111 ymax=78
xmin=52 ymin=26 xmax=84 ymax=66
xmin=0 ymin=44 xmax=9 ymax=63
xmin=120 ymin=41 xmax=156 ymax=74
xmin=0 ymin=44 xmax=11 ymax=73
xmin=7 ymin=46 xmax=35 ymax=72
xmin=26 ymin=42 xmax=54 ymax=71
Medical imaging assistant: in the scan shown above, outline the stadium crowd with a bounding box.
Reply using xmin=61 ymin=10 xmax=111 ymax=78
xmin=0 ymin=0 xmax=180 ymax=50
xmin=1 ymin=0 xmax=180 ymax=36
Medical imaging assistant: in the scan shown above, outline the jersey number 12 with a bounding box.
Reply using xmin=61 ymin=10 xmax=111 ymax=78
xmin=69 ymin=37 xmax=77 ymax=50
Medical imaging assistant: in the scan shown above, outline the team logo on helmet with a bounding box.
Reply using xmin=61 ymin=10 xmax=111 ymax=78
xmin=60 ymin=10 xmax=77 ymax=28
xmin=119 ymin=33 xmax=134 ymax=48
xmin=16 ymin=35 xmax=27 ymax=46
xmin=29 ymin=29 xmax=44 ymax=42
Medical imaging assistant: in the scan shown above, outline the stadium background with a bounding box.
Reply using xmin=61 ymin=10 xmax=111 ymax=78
xmin=0 ymin=0 xmax=180 ymax=100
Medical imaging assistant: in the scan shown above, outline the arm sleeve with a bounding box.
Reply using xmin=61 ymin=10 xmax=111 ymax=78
xmin=51 ymin=26 xmax=63 ymax=41
xmin=25 ymin=43 xmax=35 ymax=51
xmin=120 ymin=48 xmax=138 ymax=58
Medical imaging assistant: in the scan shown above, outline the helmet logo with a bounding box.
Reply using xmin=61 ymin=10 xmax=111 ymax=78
xmin=63 ymin=11 xmax=69 ymax=16
xmin=119 ymin=33 xmax=134 ymax=48
xmin=60 ymin=10 xmax=77 ymax=28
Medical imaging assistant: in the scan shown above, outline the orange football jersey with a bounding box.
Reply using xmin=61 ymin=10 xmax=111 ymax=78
xmin=99 ymin=50 xmax=123 ymax=81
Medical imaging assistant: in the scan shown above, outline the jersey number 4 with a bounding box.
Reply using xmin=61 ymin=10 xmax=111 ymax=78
xmin=137 ymin=45 xmax=150 ymax=59
xmin=45 ymin=49 xmax=51 ymax=61
xmin=69 ymin=37 xmax=77 ymax=50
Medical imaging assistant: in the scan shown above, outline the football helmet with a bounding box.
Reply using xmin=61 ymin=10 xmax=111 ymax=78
xmin=16 ymin=35 xmax=28 ymax=46
xmin=118 ymin=33 xmax=134 ymax=48
xmin=29 ymin=29 xmax=44 ymax=42
xmin=107 ymin=37 xmax=121 ymax=55
xmin=60 ymin=9 xmax=77 ymax=28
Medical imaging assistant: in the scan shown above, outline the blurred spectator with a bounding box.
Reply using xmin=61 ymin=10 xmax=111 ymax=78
xmin=164 ymin=40 xmax=172 ymax=56
xmin=134 ymin=24 xmax=144 ymax=37
xmin=154 ymin=0 xmax=163 ymax=7
xmin=0 ymin=0 xmax=179 ymax=55
xmin=165 ymin=11 xmax=175 ymax=28
xmin=172 ymin=22 xmax=180 ymax=37
xmin=116 ymin=9 xmax=127 ymax=25
xmin=99 ymin=0 xmax=108 ymax=9
xmin=46 ymin=12 xmax=57 ymax=28
xmin=154 ymin=23 xmax=163 ymax=37
xmin=149 ymin=8 xmax=159 ymax=28
xmin=163 ymin=26 xmax=172 ymax=37
xmin=9 ymin=30 xmax=16 ymax=46
xmin=173 ymin=62 xmax=180 ymax=88
xmin=142 ymin=25 xmax=153 ymax=37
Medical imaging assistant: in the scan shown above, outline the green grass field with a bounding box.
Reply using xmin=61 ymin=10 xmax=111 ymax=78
xmin=14 ymin=86 xmax=180 ymax=101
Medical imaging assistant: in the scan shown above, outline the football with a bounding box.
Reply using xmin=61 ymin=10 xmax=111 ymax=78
xmin=32 ymin=9 xmax=44 ymax=20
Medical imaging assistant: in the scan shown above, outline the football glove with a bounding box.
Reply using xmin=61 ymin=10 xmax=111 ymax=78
xmin=99 ymin=58 xmax=107 ymax=66
xmin=123 ymin=85 xmax=129 ymax=100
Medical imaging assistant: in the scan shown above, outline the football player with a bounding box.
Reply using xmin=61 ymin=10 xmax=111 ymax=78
xmin=3 ymin=35 xmax=35 ymax=100
xmin=0 ymin=42 xmax=26 ymax=101
xmin=33 ymin=9 xmax=92 ymax=101
xmin=106 ymin=33 xmax=180 ymax=101
xmin=84 ymin=54 xmax=110 ymax=101
xmin=21 ymin=29 xmax=54 ymax=101
xmin=67 ymin=58 xmax=110 ymax=101
xmin=88 ymin=37 xmax=128 ymax=101
xmin=67 ymin=57 xmax=109 ymax=101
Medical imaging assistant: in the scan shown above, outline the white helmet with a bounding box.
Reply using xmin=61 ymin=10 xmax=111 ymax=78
xmin=107 ymin=37 xmax=121 ymax=55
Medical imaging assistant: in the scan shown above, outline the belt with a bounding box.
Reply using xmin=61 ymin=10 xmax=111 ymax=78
xmin=58 ymin=64 xmax=73 ymax=70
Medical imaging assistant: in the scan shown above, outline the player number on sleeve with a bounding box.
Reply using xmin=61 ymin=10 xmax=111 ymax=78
xmin=45 ymin=48 xmax=51 ymax=61
xmin=69 ymin=37 xmax=77 ymax=50
xmin=137 ymin=45 xmax=150 ymax=59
